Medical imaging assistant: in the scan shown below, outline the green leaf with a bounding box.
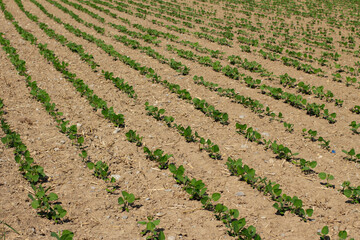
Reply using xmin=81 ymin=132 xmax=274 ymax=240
xmin=147 ymin=222 xmax=156 ymax=231
xmin=158 ymin=231 xmax=165 ymax=240
xmin=338 ymin=230 xmax=348 ymax=239
xmin=306 ymin=208 xmax=313 ymax=217
xmin=31 ymin=200 xmax=40 ymax=209
xmin=344 ymin=189 xmax=352 ymax=198
xmin=274 ymin=188 xmax=282 ymax=196
xmin=87 ymin=162 xmax=94 ymax=169
xmin=127 ymin=194 xmax=135 ymax=203
xmin=212 ymin=145 xmax=219 ymax=153
xmin=321 ymin=226 xmax=329 ymax=235
xmin=309 ymin=161 xmax=317 ymax=168
xmin=50 ymin=232 xmax=60 ymax=240
xmin=77 ymin=136 xmax=84 ymax=144
xmin=318 ymin=172 xmax=326 ymax=180
xmin=293 ymin=198 xmax=302 ymax=208
xmin=118 ymin=197 xmax=124 ymax=205
xmin=48 ymin=192 xmax=59 ymax=201
xmin=138 ymin=221 xmax=147 ymax=225
xmin=212 ymin=193 xmax=221 ymax=201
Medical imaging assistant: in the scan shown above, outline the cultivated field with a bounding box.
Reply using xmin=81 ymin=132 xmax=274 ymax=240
xmin=0 ymin=0 xmax=360 ymax=239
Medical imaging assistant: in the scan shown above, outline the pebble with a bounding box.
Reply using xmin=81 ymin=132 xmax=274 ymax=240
xmin=173 ymin=184 xmax=180 ymax=188
xmin=54 ymin=148 xmax=60 ymax=151
xmin=60 ymin=140 xmax=65 ymax=144
xmin=90 ymin=186 xmax=96 ymax=190
xmin=111 ymin=175 xmax=121 ymax=181
xmin=239 ymin=115 xmax=245 ymax=119
xmin=262 ymin=132 xmax=270 ymax=137
xmin=168 ymin=236 xmax=176 ymax=240
xmin=145 ymin=197 xmax=150 ymax=201
xmin=236 ymin=191 xmax=245 ymax=196
xmin=113 ymin=128 xmax=121 ymax=134
xmin=156 ymin=212 xmax=164 ymax=216
xmin=164 ymin=189 xmax=172 ymax=192
xmin=122 ymin=215 xmax=128 ymax=219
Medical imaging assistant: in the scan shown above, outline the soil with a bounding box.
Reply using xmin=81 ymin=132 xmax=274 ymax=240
xmin=0 ymin=0 xmax=360 ymax=239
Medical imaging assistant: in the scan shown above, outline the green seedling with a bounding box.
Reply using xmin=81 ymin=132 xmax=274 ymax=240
xmin=87 ymin=161 xmax=113 ymax=181
xmin=298 ymin=158 xmax=317 ymax=173
xmin=125 ymin=130 xmax=143 ymax=146
xmin=341 ymin=181 xmax=360 ymax=203
xmin=338 ymin=230 xmax=354 ymax=240
xmin=271 ymin=141 xmax=299 ymax=160
xmin=143 ymin=147 xmax=172 ymax=169
xmin=342 ymin=148 xmax=360 ymax=161
xmin=138 ymin=217 xmax=165 ymax=240
xmin=174 ymin=124 xmax=197 ymax=142
xmin=28 ymin=184 xmax=67 ymax=222
xmin=350 ymin=105 xmax=360 ymax=114
xmin=283 ymin=122 xmax=294 ymax=133
xmin=349 ymin=121 xmax=360 ymax=134
xmin=50 ymin=230 xmax=74 ymax=240
xmin=335 ymin=99 xmax=343 ymax=107
xmin=318 ymin=137 xmax=331 ymax=151
xmin=318 ymin=172 xmax=334 ymax=188
xmin=201 ymin=193 xmax=221 ymax=210
xmin=302 ymin=128 xmax=317 ymax=141
xmin=79 ymin=150 xmax=87 ymax=161
xmin=317 ymin=226 xmax=329 ymax=240
xmin=273 ymin=195 xmax=313 ymax=221
xmin=118 ymin=191 xmax=137 ymax=212
xmin=145 ymin=102 xmax=165 ymax=121
xmin=199 ymin=138 xmax=221 ymax=159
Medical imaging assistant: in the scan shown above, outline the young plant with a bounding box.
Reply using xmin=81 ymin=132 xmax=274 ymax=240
xmin=350 ymin=105 xmax=360 ymax=114
xmin=50 ymin=230 xmax=74 ymax=240
xmin=28 ymin=184 xmax=67 ymax=222
xmin=318 ymin=172 xmax=334 ymax=188
xmin=87 ymin=161 xmax=114 ymax=181
xmin=138 ymin=217 xmax=165 ymax=240
xmin=340 ymin=181 xmax=360 ymax=203
xmin=302 ymin=128 xmax=317 ymax=141
xmin=118 ymin=191 xmax=137 ymax=212
xmin=342 ymin=148 xmax=360 ymax=161
xmin=143 ymin=147 xmax=172 ymax=169
xmin=273 ymin=195 xmax=313 ymax=221
xmin=317 ymin=226 xmax=329 ymax=240
xmin=283 ymin=122 xmax=294 ymax=133
xmin=125 ymin=130 xmax=143 ymax=146
xmin=349 ymin=121 xmax=360 ymax=134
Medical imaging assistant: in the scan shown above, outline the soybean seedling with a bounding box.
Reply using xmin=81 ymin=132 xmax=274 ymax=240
xmin=318 ymin=172 xmax=335 ymax=188
xmin=138 ymin=216 xmax=165 ymax=240
xmin=317 ymin=226 xmax=329 ymax=240
xmin=283 ymin=122 xmax=294 ymax=133
xmin=50 ymin=230 xmax=74 ymax=240
xmin=118 ymin=191 xmax=138 ymax=212
xmin=125 ymin=130 xmax=143 ymax=146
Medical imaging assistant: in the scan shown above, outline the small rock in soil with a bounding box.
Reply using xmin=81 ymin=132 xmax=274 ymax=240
xmin=122 ymin=215 xmax=128 ymax=219
xmin=111 ymin=174 xmax=121 ymax=181
xmin=236 ymin=191 xmax=245 ymax=196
